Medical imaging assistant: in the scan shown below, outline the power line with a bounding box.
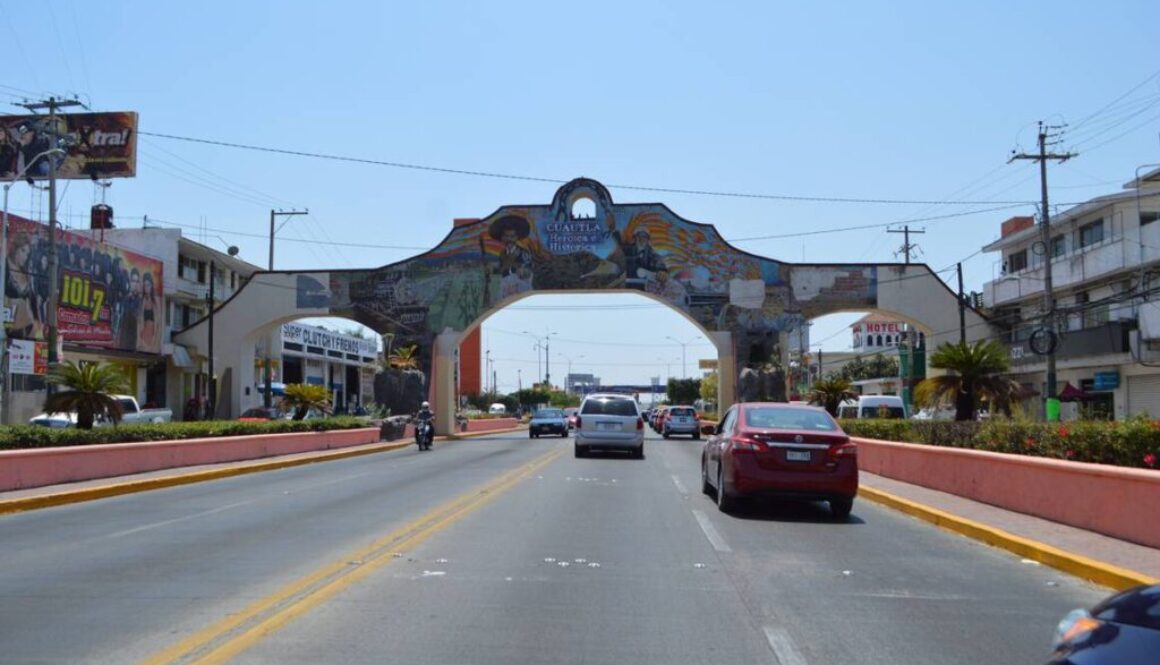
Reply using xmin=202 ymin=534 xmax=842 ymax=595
xmin=138 ymin=130 xmax=1041 ymax=207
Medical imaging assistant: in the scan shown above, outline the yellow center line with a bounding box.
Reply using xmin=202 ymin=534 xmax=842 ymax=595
xmin=138 ymin=447 xmax=563 ymax=665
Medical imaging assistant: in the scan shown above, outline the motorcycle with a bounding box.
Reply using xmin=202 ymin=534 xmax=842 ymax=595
xmin=414 ymin=415 xmax=435 ymax=451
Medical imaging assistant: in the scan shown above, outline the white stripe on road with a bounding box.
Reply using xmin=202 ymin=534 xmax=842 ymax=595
xmin=691 ymin=509 xmax=732 ymax=553
xmin=103 ymin=500 xmax=257 ymax=539
xmin=671 ymin=474 xmax=689 ymax=496
xmin=763 ymin=626 xmax=809 ymax=665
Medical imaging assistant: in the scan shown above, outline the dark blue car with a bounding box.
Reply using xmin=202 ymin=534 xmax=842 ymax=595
xmin=1048 ymin=584 xmax=1160 ymax=664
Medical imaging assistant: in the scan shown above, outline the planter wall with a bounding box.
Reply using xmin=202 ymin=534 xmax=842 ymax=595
xmin=0 ymin=428 xmax=380 ymax=491
xmin=854 ymin=436 xmax=1160 ymax=549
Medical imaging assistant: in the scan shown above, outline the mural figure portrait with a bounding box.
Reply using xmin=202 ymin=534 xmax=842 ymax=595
xmin=645 ymin=261 xmax=689 ymax=307
xmin=489 ymin=215 xmax=534 ymax=298
xmin=613 ymin=225 xmax=664 ymax=281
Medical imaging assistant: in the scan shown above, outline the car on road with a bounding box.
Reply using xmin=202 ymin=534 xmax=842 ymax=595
xmin=238 ymin=406 xmax=290 ymax=422
xmin=563 ymin=407 xmax=579 ymax=430
xmin=574 ymin=393 xmax=644 ymax=459
xmin=1047 ymin=583 xmax=1160 ymax=663
xmin=836 ymin=395 xmax=906 ymax=419
xmin=661 ymin=405 xmax=700 ymax=439
xmin=529 ymin=408 xmax=569 ymax=438
xmin=701 ymin=402 xmax=858 ymax=519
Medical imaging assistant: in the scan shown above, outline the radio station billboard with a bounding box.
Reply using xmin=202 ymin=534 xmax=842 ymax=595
xmin=0 ymin=111 xmax=138 ymax=181
xmin=4 ymin=213 xmax=163 ymax=354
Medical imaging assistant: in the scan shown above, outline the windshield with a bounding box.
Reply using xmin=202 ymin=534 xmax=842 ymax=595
xmin=581 ymin=398 xmax=639 ymax=416
xmin=744 ymin=407 xmax=838 ymax=431
xmin=534 ymin=409 xmax=564 ymax=418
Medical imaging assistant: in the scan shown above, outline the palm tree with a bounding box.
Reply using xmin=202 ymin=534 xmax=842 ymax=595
xmin=42 ymin=361 xmax=131 ymax=429
xmin=386 ymin=344 xmax=420 ymax=370
xmin=915 ymin=340 xmax=1017 ymax=421
xmin=280 ymin=383 xmax=332 ymax=420
xmin=809 ymin=376 xmax=856 ymax=417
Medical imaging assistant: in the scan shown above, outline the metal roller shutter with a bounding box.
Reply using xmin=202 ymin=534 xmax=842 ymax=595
xmin=1127 ymin=374 xmax=1160 ymax=418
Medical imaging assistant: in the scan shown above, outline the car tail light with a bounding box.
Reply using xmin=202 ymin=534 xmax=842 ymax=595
xmin=730 ymin=436 xmax=762 ymax=452
xmin=826 ymin=440 xmax=857 ymax=463
xmin=637 ymin=417 xmax=644 ymax=430
xmin=575 ymin=415 xmax=582 ymax=429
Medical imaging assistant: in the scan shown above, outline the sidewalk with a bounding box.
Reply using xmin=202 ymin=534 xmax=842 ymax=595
xmin=859 ymin=471 xmax=1160 ymax=589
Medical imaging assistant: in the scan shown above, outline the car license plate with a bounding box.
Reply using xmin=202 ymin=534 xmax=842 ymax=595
xmin=786 ymin=450 xmax=811 ymax=462
xmin=597 ymin=422 xmax=618 ymax=431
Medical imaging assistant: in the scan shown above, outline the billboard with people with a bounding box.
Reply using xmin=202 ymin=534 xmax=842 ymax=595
xmin=0 ymin=112 xmax=138 ymax=181
xmin=4 ymin=213 xmax=163 ymax=354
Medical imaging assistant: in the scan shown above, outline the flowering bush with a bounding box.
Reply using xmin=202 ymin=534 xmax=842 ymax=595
xmin=839 ymin=416 xmax=1160 ymax=470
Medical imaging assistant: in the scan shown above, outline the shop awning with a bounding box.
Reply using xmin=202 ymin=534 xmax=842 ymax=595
xmin=171 ymin=345 xmax=195 ymax=368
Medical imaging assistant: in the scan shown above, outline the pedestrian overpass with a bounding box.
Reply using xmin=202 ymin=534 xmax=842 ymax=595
xmin=176 ymin=178 xmax=991 ymax=434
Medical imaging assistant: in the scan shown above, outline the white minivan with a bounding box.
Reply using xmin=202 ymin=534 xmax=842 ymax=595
xmin=837 ymin=395 xmax=907 ymax=419
xmin=488 ymin=403 xmax=507 ymax=416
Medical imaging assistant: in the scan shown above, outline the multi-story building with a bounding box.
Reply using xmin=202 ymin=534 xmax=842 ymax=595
xmin=97 ymin=227 xmax=261 ymax=418
xmin=982 ymin=166 xmax=1160 ymax=419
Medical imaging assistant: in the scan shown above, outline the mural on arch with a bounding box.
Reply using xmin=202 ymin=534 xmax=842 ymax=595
xmin=324 ymin=179 xmax=877 ymax=401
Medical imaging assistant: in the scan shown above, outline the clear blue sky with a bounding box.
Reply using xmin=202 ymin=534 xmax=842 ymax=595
xmin=4 ymin=1 xmax=1159 ymax=391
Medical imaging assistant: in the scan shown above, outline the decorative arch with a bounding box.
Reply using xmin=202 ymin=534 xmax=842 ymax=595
xmin=176 ymin=178 xmax=991 ymax=431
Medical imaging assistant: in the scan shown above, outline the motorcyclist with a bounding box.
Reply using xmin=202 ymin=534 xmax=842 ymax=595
xmin=414 ymin=401 xmax=435 ymax=448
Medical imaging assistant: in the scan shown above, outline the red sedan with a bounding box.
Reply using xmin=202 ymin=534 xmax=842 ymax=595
xmin=700 ymin=402 xmax=858 ymax=519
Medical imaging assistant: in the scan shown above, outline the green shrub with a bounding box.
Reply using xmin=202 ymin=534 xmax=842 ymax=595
xmin=0 ymin=416 xmax=371 ymax=450
xmin=839 ymin=416 xmax=1160 ymax=470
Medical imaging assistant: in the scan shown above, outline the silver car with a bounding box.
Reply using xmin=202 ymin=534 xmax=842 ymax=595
xmin=574 ymin=393 xmax=645 ymax=459
xmin=661 ymin=405 xmax=700 ymax=439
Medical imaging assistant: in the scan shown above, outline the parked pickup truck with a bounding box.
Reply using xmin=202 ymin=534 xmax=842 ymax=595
xmin=30 ymin=395 xmax=174 ymax=428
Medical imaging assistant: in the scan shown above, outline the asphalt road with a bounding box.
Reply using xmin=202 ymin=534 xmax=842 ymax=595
xmin=0 ymin=429 xmax=1110 ymax=664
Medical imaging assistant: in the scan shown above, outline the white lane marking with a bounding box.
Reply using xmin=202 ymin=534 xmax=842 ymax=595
xmin=691 ymin=509 xmax=732 ymax=553
xmin=282 ymin=470 xmax=374 ymax=493
xmin=103 ymin=500 xmax=256 ymax=539
xmin=763 ymin=627 xmax=809 ymax=665
xmin=671 ymin=474 xmax=689 ymax=496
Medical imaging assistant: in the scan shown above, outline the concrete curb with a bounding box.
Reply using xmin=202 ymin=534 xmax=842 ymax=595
xmin=859 ymin=486 xmax=1159 ymax=590
xmin=0 ymin=427 xmax=530 ymax=516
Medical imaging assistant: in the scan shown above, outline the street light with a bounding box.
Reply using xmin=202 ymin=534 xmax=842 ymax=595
xmin=522 ymin=330 xmax=557 ymax=387
xmin=1 ymin=148 xmax=66 ymax=424
xmin=664 ymin=334 xmax=702 ymax=379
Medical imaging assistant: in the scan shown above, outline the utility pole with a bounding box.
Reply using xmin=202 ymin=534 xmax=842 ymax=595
xmin=887 ymin=225 xmax=925 ymax=264
xmin=269 ymin=209 xmax=308 ymax=271
xmin=206 ymin=261 xmax=216 ymax=419
xmin=18 ymin=97 xmax=83 ymax=384
xmin=265 ymin=209 xmax=307 ymax=406
xmin=957 ymin=262 xmax=966 ymax=344
xmin=1011 ymin=122 xmax=1075 ymax=422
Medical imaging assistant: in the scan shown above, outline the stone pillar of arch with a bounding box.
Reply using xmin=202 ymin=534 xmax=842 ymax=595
xmin=707 ymin=331 xmax=735 ymax=413
xmin=431 ymin=331 xmax=461 ymax=435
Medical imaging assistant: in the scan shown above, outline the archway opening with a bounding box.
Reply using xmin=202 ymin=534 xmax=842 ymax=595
xmin=467 ymin=291 xmax=716 ymax=413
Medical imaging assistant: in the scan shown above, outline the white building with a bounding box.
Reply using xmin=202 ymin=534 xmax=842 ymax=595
xmin=268 ymin=321 xmax=379 ymax=414
xmin=982 ymin=166 xmax=1160 ymax=420
xmin=98 ymin=227 xmax=261 ymax=419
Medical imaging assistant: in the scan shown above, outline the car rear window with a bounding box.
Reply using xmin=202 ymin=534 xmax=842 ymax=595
xmin=581 ymin=398 xmax=639 ymax=416
xmin=669 ymin=408 xmax=695 ymax=417
xmin=861 ymin=406 xmax=906 ymax=419
xmin=535 ymin=409 xmax=564 ymax=418
xmin=744 ymin=407 xmax=837 ymax=431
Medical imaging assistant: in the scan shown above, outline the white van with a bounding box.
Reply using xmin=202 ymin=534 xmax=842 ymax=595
xmin=837 ymin=395 xmax=907 ymax=419
xmin=488 ymin=403 xmax=507 ymax=415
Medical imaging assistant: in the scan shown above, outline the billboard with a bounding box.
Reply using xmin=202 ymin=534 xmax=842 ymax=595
xmin=4 ymin=213 xmax=163 ymax=354
xmin=0 ymin=112 xmax=138 ymax=181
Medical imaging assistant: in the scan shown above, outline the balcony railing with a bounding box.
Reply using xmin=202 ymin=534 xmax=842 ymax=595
xmin=985 ymin=236 xmax=1134 ymax=306
xmin=1004 ymin=321 xmax=1132 ymax=367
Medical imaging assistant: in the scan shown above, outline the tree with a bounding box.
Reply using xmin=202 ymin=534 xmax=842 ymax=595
xmin=280 ymin=383 xmax=332 ymax=420
xmin=699 ymin=371 xmax=718 ymax=405
xmin=385 ymin=344 xmax=419 ymax=370
xmin=666 ymin=377 xmax=701 ymax=405
xmin=839 ymin=353 xmax=899 ymax=382
xmin=809 ymin=376 xmax=856 ymax=417
xmin=42 ymin=361 xmax=131 ymax=429
xmin=914 ymin=340 xmax=1016 ymax=421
